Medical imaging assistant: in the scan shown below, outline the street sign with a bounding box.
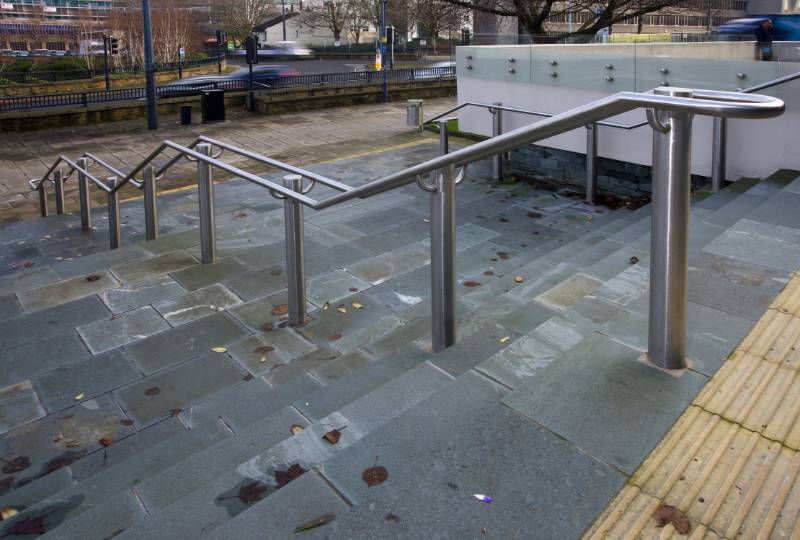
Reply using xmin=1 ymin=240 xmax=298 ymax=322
xmin=179 ymin=47 xmax=185 ymax=58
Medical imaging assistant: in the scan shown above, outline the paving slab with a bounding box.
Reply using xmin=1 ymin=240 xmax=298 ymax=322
xmin=309 ymin=350 xmax=373 ymax=385
xmin=16 ymin=270 xmax=118 ymax=312
xmin=264 ymin=347 xmax=341 ymax=386
xmin=110 ymin=250 xmax=198 ymax=284
xmin=298 ymin=293 xmax=392 ymax=345
xmin=169 ymin=257 xmax=251 ymax=291
xmin=34 ymin=349 xmax=141 ymax=413
xmin=0 ymin=380 xmax=46 ymax=435
xmin=502 ymin=333 xmax=708 ymax=474
xmin=153 ymin=283 xmax=242 ymax=326
xmin=0 ymin=331 xmax=90 ymax=388
xmin=201 ymin=471 xmax=349 ymax=540
xmin=222 ymin=264 xmax=288 ymax=301
xmin=0 ymin=394 xmax=135 ymax=488
xmin=226 ymin=331 xmax=314 ymax=376
xmin=346 ymin=242 xmax=430 ymax=285
xmin=0 ymin=466 xmax=73 ymax=510
xmin=315 ymin=371 xmax=625 ymax=540
xmin=307 ymin=269 xmax=373 ymax=307
xmin=0 ymin=295 xmax=109 ymax=351
xmin=0 ymin=266 xmax=61 ymax=296
xmin=703 ymin=218 xmax=800 ymax=273
xmin=0 ymin=294 xmax=21 ymax=321
xmin=77 ymin=306 xmax=170 ymax=354
xmin=125 ymin=312 xmax=249 ymax=374
xmin=114 ymin=351 xmax=246 ymax=426
xmin=535 ymin=272 xmax=604 ymax=311
xmin=99 ymin=275 xmax=187 ymax=314
xmin=51 ymin=245 xmax=153 ymax=279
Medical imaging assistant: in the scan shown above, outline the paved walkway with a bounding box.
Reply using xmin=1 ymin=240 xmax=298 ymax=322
xmin=0 ymin=98 xmax=456 ymax=223
xmin=586 ymin=267 xmax=800 ymax=538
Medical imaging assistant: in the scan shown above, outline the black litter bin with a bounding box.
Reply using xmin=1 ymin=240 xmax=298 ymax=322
xmin=180 ymin=105 xmax=192 ymax=125
xmin=201 ymin=89 xmax=225 ymax=123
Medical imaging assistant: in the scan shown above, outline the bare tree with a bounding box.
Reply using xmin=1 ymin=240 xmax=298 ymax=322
xmin=304 ymin=0 xmax=351 ymax=41
xmin=347 ymin=0 xmax=374 ymax=43
xmin=218 ymin=0 xmax=277 ymax=44
xmin=444 ymin=0 xmax=696 ymax=36
xmin=409 ymin=0 xmax=469 ymax=49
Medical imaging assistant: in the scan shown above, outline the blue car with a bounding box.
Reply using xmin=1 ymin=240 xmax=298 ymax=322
xmin=716 ymin=14 xmax=800 ymax=41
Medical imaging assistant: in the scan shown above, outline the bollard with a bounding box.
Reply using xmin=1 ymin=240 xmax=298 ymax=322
xmin=430 ymin=165 xmax=457 ymax=352
xmin=711 ymin=117 xmax=727 ymax=192
xmin=283 ymin=175 xmax=307 ymax=327
xmin=438 ymin=119 xmax=449 ymax=155
xmin=196 ymin=143 xmax=216 ymax=264
xmin=491 ymin=102 xmax=503 ymax=181
xmin=585 ymin=123 xmax=598 ymax=204
xmin=38 ymin=181 xmax=49 ymax=218
xmin=77 ymin=157 xmax=92 ymax=232
xmin=54 ymin=169 xmax=65 ymax=215
xmin=107 ymin=177 xmax=121 ymax=250
xmin=647 ymin=88 xmax=693 ymax=370
xmin=143 ymin=165 xmax=159 ymax=241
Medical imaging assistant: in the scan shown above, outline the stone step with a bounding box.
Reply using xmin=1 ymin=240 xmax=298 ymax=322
xmin=111 ymin=361 xmax=454 ymax=540
xmin=0 ymin=419 xmax=231 ymax=538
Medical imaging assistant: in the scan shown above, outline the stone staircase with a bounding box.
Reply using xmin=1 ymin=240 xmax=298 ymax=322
xmin=0 ymin=144 xmax=798 ymax=539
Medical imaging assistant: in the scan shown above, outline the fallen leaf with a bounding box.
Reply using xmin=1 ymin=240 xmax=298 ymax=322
xmin=463 ymin=281 xmax=481 ymax=288
xmin=52 ymin=433 xmax=63 ymax=444
xmin=0 ymin=478 xmax=12 ymax=495
xmin=211 ymin=346 xmax=227 ymax=353
xmin=351 ymin=302 xmax=363 ymax=309
xmin=98 ymin=438 xmax=113 ymax=447
xmin=261 ymin=323 xmax=275 ymax=332
xmin=514 ymin=276 xmax=524 ymax=283
xmin=497 ymin=252 xmax=511 ymax=260
xmin=23 ymin=261 xmax=35 ymax=268
xmin=120 ymin=419 xmax=134 ymax=427
xmin=348 ymin=287 xmax=359 ymax=292
xmin=260 ymin=357 xmax=268 ymax=363
xmin=362 ymin=465 xmax=388 ymax=487
xmin=630 ymin=256 xmax=640 ymax=264
xmin=65 ymin=440 xmax=81 ymax=448
xmin=654 ymin=504 xmax=691 ymax=534
xmin=499 ymin=336 xmax=510 ymax=344
xmin=85 ymin=274 xmax=101 ymax=282
xmin=238 ymin=481 xmax=269 ymax=504
xmin=3 ymin=515 xmax=46 ymax=535
xmin=74 ymin=393 xmax=84 ymax=401
xmin=1 ymin=457 xmax=30 ymax=474
xmin=322 ymin=426 xmax=346 ymax=445
xmin=384 ymin=513 xmax=400 ymax=524
xmin=294 ymin=512 xmax=336 ymax=533
xmin=242 ymin=374 xmax=254 ymax=381
xmin=483 ymin=270 xmax=494 ymax=276
xmin=254 ymin=346 xmax=274 ymax=355
xmin=336 ymin=306 xmax=347 ymax=314
xmin=498 ymin=217 xmax=510 ymax=223
xmin=269 ymin=268 xmax=282 ymax=276
xmin=328 ymin=333 xmax=342 ymax=341
xmin=480 ymin=527 xmax=488 ymax=534
xmin=271 ymin=304 xmax=289 ymax=316
xmin=527 ymin=211 xmax=542 ymax=218
xmin=0 ymin=506 xmax=18 ymax=520
xmin=169 ymin=409 xmax=182 ymax=417
xmin=275 ymin=464 xmax=307 ymax=488
xmin=291 ymin=425 xmax=304 ymax=435
xmin=41 ymin=449 xmax=87 ymax=475
xmin=144 ymin=387 xmax=160 ymax=396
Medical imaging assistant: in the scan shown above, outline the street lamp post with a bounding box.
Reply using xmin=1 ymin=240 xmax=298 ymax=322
xmin=282 ymin=0 xmax=287 ymax=41
xmin=380 ymin=0 xmax=387 ymax=103
xmin=142 ymin=0 xmax=158 ymax=130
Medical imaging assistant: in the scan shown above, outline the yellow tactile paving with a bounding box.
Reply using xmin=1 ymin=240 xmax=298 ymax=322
xmin=584 ymin=273 xmax=800 ymax=539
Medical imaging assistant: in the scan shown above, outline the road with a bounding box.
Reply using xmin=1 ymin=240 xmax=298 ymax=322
xmin=226 ymin=58 xmax=448 ymax=75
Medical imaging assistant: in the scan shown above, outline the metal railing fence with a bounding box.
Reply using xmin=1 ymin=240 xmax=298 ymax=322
xmin=26 ymin=86 xmax=784 ymax=373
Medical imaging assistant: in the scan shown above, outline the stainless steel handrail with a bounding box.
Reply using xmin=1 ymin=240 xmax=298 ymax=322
xmin=25 ymin=86 xmax=785 ymax=370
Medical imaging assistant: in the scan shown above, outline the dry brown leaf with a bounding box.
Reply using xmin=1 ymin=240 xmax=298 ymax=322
xmin=52 ymin=433 xmax=63 ymax=444
xmin=336 ymin=306 xmax=347 ymax=314
xmin=85 ymin=275 xmax=101 ymax=282
xmin=254 ymin=346 xmax=274 ymax=355
xmin=351 ymin=302 xmax=363 ymax=310
xmin=0 ymin=507 xmax=18 ymax=520
xmin=144 ymin=386 xmax=160 ymax=396
xmin=238 ymin=481 xmax=269 ymax=504
xmin=322 ymin=426 xmax=346 ymax=445
xmin=514 ymin=276 xmax=524 ymax=283
xmin=291 ymin=424 xmax=304 ymax=435
xmin=348 ymin=287 xmax=359 ymax=292
xmin=630 ymin=256 xmax=640 ymax=265
xmin=271 ymin=304 xmax=289 ymax=316
xmin=323 ymin=302 xmax=330 ymax=311
xmin=1 ymin=456 xmax=30 ymax=474
xmin=499 ymin=336 xmax=510 ymax=344
xmin=654 ymin=504 xmax=691 ymax=534
xmin=294 ymin=512 xmax=336 ymax=533
xmin=65 ymin=440 xmax=81 ymax=448
xmin=328 ymin=333 xmax=342 ymax=341
xmin=211 ymin=346 xmax=227 ymax=353
xmin=74 ymin=393 xmax=84 ymax=401
xmin=463 ymin=281 xmax=481 ymax=288
xmin=483 ymin=270 xmax=494 ymax=276
xmin=362 ymin=465 xmax=388 ymax=487
xmin=275 ymin=464 xmax=307 ymax=488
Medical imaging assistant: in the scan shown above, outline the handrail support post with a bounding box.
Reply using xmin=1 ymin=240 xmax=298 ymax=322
xmin=76 ymin=157 xmax=92 ymax=232
xmin=107 ymin=177 xmax=121 ymax=250
xmin=431 ymin=165 xmax=457 ymax=352
xmin=711 ymin=116 xmax=727 ymax=192
xmin=283 ymin=175 xmax=307 ymax=327
xmin=647 ymin=88 xmax=693 ymax=370
xmin=491 ymin=102 xmax=503 ymax=181
xmin=143 ymin=165 xmax=159 ymax=240
xmin=438 ymin=119 xmax=449 ymax=155
xmin=196 ymin=143 xmax=216 ymax=264
xmin=38 ymin=181 xmax=49 ymax=218
xmin=54 ymin=169 xmax=65 ymax=215
xmin=585 ymin=123 xmax=598 ymax=204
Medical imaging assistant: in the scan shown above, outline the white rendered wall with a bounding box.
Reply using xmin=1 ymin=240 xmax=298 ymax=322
xmin=456 ymin=43 xmax=800 ymax=180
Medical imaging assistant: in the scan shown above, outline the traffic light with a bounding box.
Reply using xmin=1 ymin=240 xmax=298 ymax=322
xmin=216 ymin=30 xmax=227 ymax=46
xmin=386 ymin=26 xmax=394 ymax=46
xmin=109 ymin=36 xmax=119 ymax=55
xmin=245 ymin=36 xmax=259 ymax=65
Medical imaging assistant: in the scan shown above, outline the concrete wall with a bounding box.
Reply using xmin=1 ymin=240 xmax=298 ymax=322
xmin=456 ymin=42 xmax=800 ymax=182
